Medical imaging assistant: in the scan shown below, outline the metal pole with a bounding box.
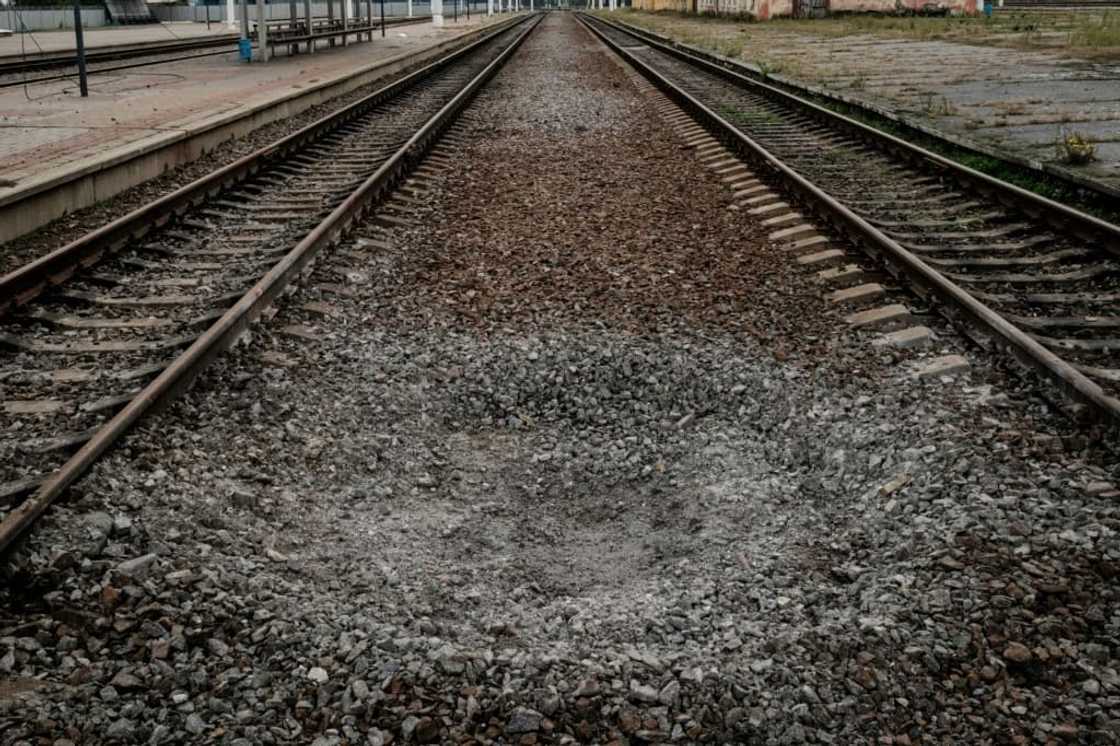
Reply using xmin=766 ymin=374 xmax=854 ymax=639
xmin=340 ymin=0 xmax=347 ymax=47
xmin=71 ymin=0 xmax=88 ymax=97
xmin=379 ymin=0 xmax=384 ymax=35
xmin=257 ymin=0 xmax=269 ymax=60
xmin=240 ymin=0 xmax=250 ymax=43
xmin=206 ymin=0 xmax=212 ymax=29
xmin=227 ymin=0 xmax=236 ymax=29
xmin=287 ymin=0 xmax=296 ymax=52
xmin=304 ymin=0 xmax=313 ymax=52
xmin=367 ymin=0 xmax=373 ymax=39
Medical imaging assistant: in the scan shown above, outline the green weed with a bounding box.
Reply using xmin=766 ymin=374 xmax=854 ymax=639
xmin=1056 ymin=129 xmax=1097 ymax=164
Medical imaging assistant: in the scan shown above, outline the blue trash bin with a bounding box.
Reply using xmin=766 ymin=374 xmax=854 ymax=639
xmin=239 ymin=37 xmax=253 ymax=61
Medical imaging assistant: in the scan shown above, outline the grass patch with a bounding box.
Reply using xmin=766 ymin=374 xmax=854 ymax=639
xmin=613 ymin=7 xmax=1120 ymax=59
xmin=918 ymin=91 xmax=958 ymax=117
xmin=713 ymin=37 xmax=746 ymax=57
xmin=768 ymin=8 xmax=1119 ymax=55
xmin=1068 ymin=10 xmax=1120 ymax=49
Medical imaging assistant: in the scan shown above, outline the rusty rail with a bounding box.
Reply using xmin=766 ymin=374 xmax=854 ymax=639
xmin=0 ymin=13 xmax=542 ymax=555
xmin=578 ymin=12 xmax=1120 ymax=431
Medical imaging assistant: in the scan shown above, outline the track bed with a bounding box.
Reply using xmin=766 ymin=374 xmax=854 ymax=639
xmin=2 ymin=12 xmax=1118 ymax=746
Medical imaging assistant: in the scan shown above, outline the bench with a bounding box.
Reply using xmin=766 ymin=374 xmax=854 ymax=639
xmin=250 ymin=13 xmax=397 ymax=55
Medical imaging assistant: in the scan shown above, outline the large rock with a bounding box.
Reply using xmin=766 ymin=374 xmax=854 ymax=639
xmin=506 ymin=708 xmax=543 ymax=734
xmin=116 ymin=553 xmax=158 ymax=579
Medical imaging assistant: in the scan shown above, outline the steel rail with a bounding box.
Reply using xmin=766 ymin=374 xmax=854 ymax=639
xmin=0 ymin=13 xmax=543 ymax=554
xmin=0 ymin=45 xmax=241 ymax=90
xmin=0 ymin=13 xmax=525 ymax=317
xmin=582 ymin=14 xmax=1120 ymax=255
xmin=578 ymin=12 xmax=1120 ymax=430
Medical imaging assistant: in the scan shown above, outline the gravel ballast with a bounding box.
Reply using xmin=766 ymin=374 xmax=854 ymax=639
xmin=3 ymin=11 xmax=1119 ymax=746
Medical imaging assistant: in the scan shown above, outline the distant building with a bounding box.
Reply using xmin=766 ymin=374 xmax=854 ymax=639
xmin=631 ymin=0 xmax=973 ymax=19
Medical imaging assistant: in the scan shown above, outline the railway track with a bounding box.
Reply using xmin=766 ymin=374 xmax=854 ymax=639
xmin=0 ymin=16 xmax=429 ymax=89
xmin=0 ymin=12 xmax=540 ymax=552
xmin=580 ymin=12 xmax=1120 ymax=431
xmin=0 ymin=34 xmax=238 ymax=76
xmin=0 ymin=34 xmax=240 ymax=89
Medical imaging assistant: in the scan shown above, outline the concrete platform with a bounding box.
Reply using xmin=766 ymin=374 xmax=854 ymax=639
xmin=0 ymin=14 xmax=511 ymax=243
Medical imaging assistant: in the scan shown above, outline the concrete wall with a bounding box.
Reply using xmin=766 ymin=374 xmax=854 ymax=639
xmin=2 ymin=7 xmax=107 ymax=31
xmin=631 ymin=0 xmax=784 ymax=15
xmin=637 ymin=0 xmax=971 ymax=17
xmin=828 ymin=0 xmax=976 ymax=12
xmin=694 ymin=0 xmax=791 ymax=17
xmin=631 ymin=0 xmax=690 ymax=10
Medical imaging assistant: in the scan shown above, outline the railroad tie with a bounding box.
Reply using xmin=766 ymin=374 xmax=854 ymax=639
xmin=912 ymin=354 xmax=970 ymax=380
xmin=815 ymin=264 xmax=867 ymax=288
